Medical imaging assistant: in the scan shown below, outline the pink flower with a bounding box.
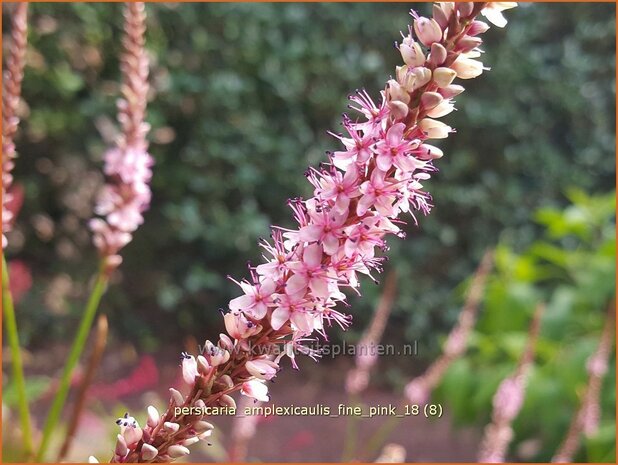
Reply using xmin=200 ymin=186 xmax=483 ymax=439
xmin=241 ymin=379 xmax=270 ymax=402
xmin=271 ymin=292 xmax=314 ymax=333
xmin=297 ymin=201 xmax=348 ymax=255
xmin=286 ymin=243 xmax=330 ymax=298
xmin=375 ymin=123 xmax=422 ymax=173
xmin=357 ymin=169 xmax=400 ymax=217
xmin=310 ymin=165 xmax=360 ymax=215
xmin=229 ymin=277 xmax=276 ymax=319
xmin=331 ymin=121 xmax=376 ymax=169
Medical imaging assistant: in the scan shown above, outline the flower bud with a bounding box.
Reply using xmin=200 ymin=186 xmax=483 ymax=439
xmin=427 ymin=99 xmax=455 ymax=118
xmin=416 ymin=144 xmax=444 ymax=160
xmin=218 ymin=333 xmax=235 ymax=351
xmin=439 ymin=84 xmax=465 ymax=99
xmin=169 ymin=388 xmax=184 ymax=407
xmin=122 ymin=425 xmax=143 ymax=446
xmin=194 ymin=399 xmax=206 ymax=410
xmin=414 ymin=17 xmax=443 ymax=46
xmin=168 ymin=445 xmax=191 ymax=458
xmin=387 ymin=100 xmax=409 ymax=120
xmin=456 ymin=2 xmax=474 ymax=18
xmin=396 ymin=66 xmax=417 ymax=93
xmin=432 ymin=3 xmax=452 ymax=29
xmin=420 ymin=92 xmax=443 ymax=111
xmin=245 ymin=359 xmax=279 ymax=380
xmin=456 ymin=35 xmax=483 ymax=53
xmin=412 ymin=67 xmax=432 ymax=90
xmin=182 ymin=354 xmax=199 ymax=386
xmin=182 ymin=437 xmax=200 ymax=446
xmin=451 ymin=56 xmax=486 ymax=79
xmin=224 ymin=312 xmax=261 ymax=340
xmin=432 ymin=67 xmax=457 ymax=88
xmin=419 ymin=118 xmax=452 ymax=139
xmin=197 ymin=355 xmax=211 ymax=374
xmin=194 ymin=420 xmax=215 ymax=433
xmin=218 ymin=374 xmax=234 ymax=389
xmin=115 ymin=434 xmax=128 ymax=458
xmin=219 ymin=394 xmax=237 ymax=409
xmin=164 ymin=422 xmax=180 ymax=433
xmin=399 ymin=37 xmax=425 ymax=67
xmin=147 ymin=406 xmax=160 ymax=428
xmin=468 ymin=20 xmax=490 ymax=36
xmin=429 ymin=43 xmax=447 ymax=66
xmin=141 ymin=444 xmax=158 ymax=461
xmin=386 ymin=79 xmax=410 ymax=104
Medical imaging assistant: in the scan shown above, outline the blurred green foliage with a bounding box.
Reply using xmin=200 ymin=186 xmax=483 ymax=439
xmin=2 ymin=3 xmax=615 ymax=357
xmin=437 ymin=190 xmax=616 ymax=461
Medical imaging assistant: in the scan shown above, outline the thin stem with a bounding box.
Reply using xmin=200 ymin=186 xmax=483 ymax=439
xmin=36 ymin=268 xmax=108 ymax=462
xmin=57 ymin=314 xmax=109 ymax=461
xmin=2 ymin=255 xmax=33 ymax=458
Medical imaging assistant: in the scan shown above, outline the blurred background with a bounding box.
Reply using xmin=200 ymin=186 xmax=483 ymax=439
xmin=2 ymin=2 xmax=616 ymax=462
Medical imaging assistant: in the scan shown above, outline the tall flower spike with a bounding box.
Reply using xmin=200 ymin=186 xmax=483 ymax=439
xmin=478 ymin=303 xmax=543 ymax=463
xmin=90 ymin=2 xmax=152 ymax=275
xmin=552 ymin=303 xmax=615 ymax=463
xmin=107 ymin=4 xmax=516 ymax=462
xmin=2 ymin=2 xmax=28 ymax=249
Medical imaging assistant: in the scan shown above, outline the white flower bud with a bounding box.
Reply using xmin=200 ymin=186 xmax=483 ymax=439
xmin=399 ymin=36 xmax=425 ymax=67
xmin=141 ymin=444 xmax=158 ymax=461
xmin=411 ymin=67 xmax=432 ymax=91
xmin=414 ymin=17 xmax=443 ymax=46
xmin=433 ymin=67 xmax=457 ymax=88
xmin=419 ymin=118 xmax=452 ymax=139
xmin=427 ymin=100 xmax=455 ymax=118
xmin=420 ymin=92 xmax=443 ymax=111
xmin=168 ymin=445 xmax=191 ymax=458
xmin=115 ymin=435 xmax=128 ymax=458
xmin=429 ymin=43 xmax=447 ymax=66
xmin=451 ymin=56 xmax=486 ymax=79
xmin=147 ymin=406 xmax=160 ymax=428
xmin=169 ymin=388 xmax=184 ymax=407
xmin=164 ymin=422 xmax=180 ymax=433
xmin=439 ymin=84 xmax=465 ymax=99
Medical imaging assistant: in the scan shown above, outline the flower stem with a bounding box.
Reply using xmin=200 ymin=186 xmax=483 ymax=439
xmin=36 ymin=268 xmax=108 ymax=462
xmin=2 ymin=255 xmax=33 ymax=459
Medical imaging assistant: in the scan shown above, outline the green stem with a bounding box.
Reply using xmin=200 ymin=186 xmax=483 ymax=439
xmin=2 ymin=255 xmax=34 ymax=459
xmin=35 ymin=268 xmax=108 ymax=462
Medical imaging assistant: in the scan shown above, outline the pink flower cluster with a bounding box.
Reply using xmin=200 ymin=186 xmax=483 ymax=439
xmin=89 ymin=146 xmax=153 ymax=269
xmin=2 ymin=3 xmax=28 ymax=250
xmin=102 ymin=3 xmax=517 ymax=462
xmin=90 ymin=2 xmax=151 ymax=273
